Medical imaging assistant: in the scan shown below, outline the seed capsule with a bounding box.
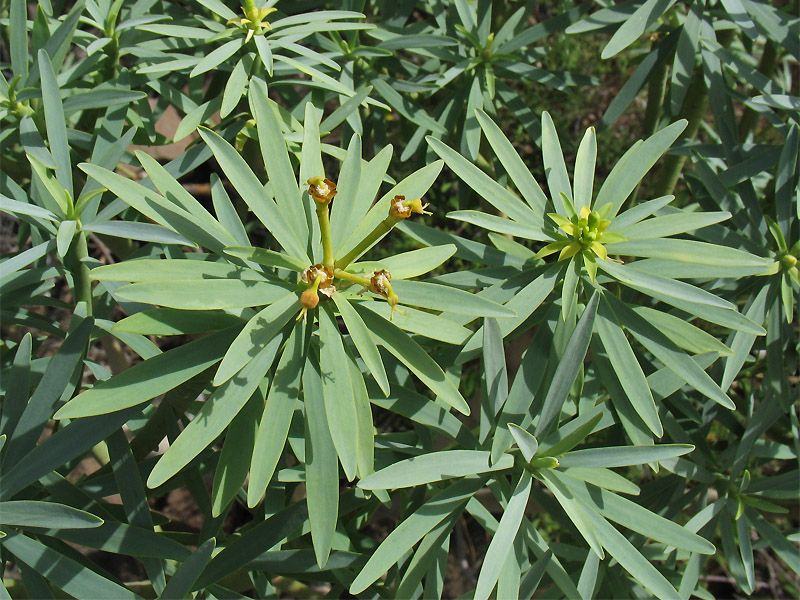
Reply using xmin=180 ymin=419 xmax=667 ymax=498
xmin=307 ymin=177 xmax=337 ymax=205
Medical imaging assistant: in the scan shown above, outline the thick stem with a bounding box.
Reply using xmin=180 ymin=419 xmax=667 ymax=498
xmin=316 ymin=204 xmax=335 ymax=268
xmin=335 ymin=216 xmax=399 ymax=270
xmin=651 ymin=67 xmax=708 ymax=197
xmin=652 ymin=29 xmax=736 ymax=197
xmin=738 ymin=40 xmax=778 ymax=141
xmin=642 ymin=60 xmax=668 ymax=138
xmin=64 ymin=231 xmax=93 ymax=316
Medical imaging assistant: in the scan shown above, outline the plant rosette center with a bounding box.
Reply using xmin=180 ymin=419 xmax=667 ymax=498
xmin=535 ymin=204 xmax=626 ymax=280
xmin=229 ymin=4 xmax=277 ymax=41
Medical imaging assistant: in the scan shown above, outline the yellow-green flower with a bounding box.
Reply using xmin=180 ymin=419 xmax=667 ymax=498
xmin=535 ymin=204 xmax=626 ymax=281
xmin=228 ymin=5 xmax=277 ymax=42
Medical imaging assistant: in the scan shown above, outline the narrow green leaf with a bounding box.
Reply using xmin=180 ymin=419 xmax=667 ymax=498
xmin=475 ymin=109 xmax=548 ymax=216
xmin=4 ymin=318 xmax=93 ymax=465
xmin=303 ymin=352 xmax=340 ymax=569
xmin=80 ymin=163 xmax=230 ymax=254
xmin=538 ymin=469 xmax=605 ymax=558
xmin=556 ymin=471 xmax=715 ymax=553
xmin=595 ymin=303 xmax=661 ymax=436
xmin=106 ymin=429 xmax=165 ymax=592
xmin=9 ymin=0 xmax=28 ymax=80
xmin=224 ymin=246 xmax=307 ymax=272
xmin=214 ymin=292 xmax=298 ymax=385
xmin=210 ymin=391 xmax=261 ymax=517
xmin=115 ymin=279 xmax=291 ymax=309
xmin=595 ymin=120 xmax=687 ymax=218
xmin=190 ymin=38 xmax=243 ymax=77
xmin=391 ymin=280 xmax=515 ymax=318
xmin=113 ymin=309 xmax=244 ymax=336
xmin=1 ymin=406 xmax=143 ymax=501
xmin=136 ymin=151 xmax=233 ymax=243
xmin=147 ymin=337 xmax=281 ymax=488
xmin=483 ymin=317 xmax=508 ymax=417
xmin=366 ymin=245 xmax=457 ymax=280
xmin=38 ymin=51 xmax=72 ymax=196
xmin=0 ymin=195 xmax=57 ymax=223
xmin=536 ymin=293 xmax=599 ymax=437
xmin=632 ymin=306 xmax=733 ymax=357
xmin=474 ymin=473 xmax=532 ymax=600
xmin=2 ymin=531 xmax=140 ymax=600
xmin=319 ymin=304 xmax=358 ymax=481
xmin=614 ymin=211 xmax=730 ymax=240
xmin=395 ymin=512 xmax=458 ymax=600
xmin=56 ymin=220 xmax=78 ymax=258
xmin=447 ymin=210 xmax=549 ymax=240
xmin=559 ymin=444 xmax=694 ymax=468
xmin=601 ymin=260 xmax=734 ymax=310
xmin=0 ymin=501 xmax=102 ymax=529
xmin=573 ymin=127 xmax=596 ymax=213
xmin=211 ymin=175 xmax=249 ymax=247
xmin=197 ymin=128 xmax=308 ymax=260
xmin=350 ymin=477 xmax=485 ymax=594
xmin=427 ymin=137 xmax=535 ymax=223
xmin=82 ymin=221 xmax=194 ymax=246
xmin=722 ymin=287 xmax=769 ymax=390
xmin=607 ymin=295 xmax=735 ymax=409
xmin=91 ymin=259 xmax=267 ymax=283
xmin=0 ymin=333 xmax=31 ymax=441
xmin=349 ymin=357 xmax=374 ymax=479
xmin=196 ymin=501 xmax=309 ymax=588
xmin=579 ymin=504 xmax=682 ymax=600
xmin=355 ymin=305 xmax=470 ymax=415
xmin=508 ymin=425 xmax=538 ymax=462
xmin=359 ymin=300 xmax=472 ymax=345
xmin=358 ymin=451 xmax=513 ymax=490
xmin=247 ymin=322 xmax=304 ymax=507
xmin=538 ymin=409 xmax=605 ymax=457
xmin=332 ymin=294 xmax=389 ymax=396
xmin=541 ymin=111 xmax=572 ymax=211
xmin=220 ymin=57 xmax=249 ymax=119
xmin=559 ymin=467 xmax=640 ymax=495
xmin=328 ymin=134 xmax=362 ymax=248
xmin=602 ymin=0 xmax=677 ymax=59
xmin=319 ymin=87 xmax=372 ymax=134
xmin=251 ymin=79 xmax=309 ymax=244
xmin=254 ymin=35 xmax=273 ymax=75
xmin=159 ymin=539 xmax=215 ymax=600
xmin=28 ymin=154 xmax=70 ymax=218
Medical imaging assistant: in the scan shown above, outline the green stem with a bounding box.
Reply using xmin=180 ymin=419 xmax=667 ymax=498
xmin=651 ymin=67 xmax=708 ymax=198
xmin=333 ymin=269 xmax=370 ymax=287
xmin=642 ymin=59 xmax=668 ymax=138
xmin=652 ymin=29 xmax=735 ymax=197
xmin=242 ymin=0 xmax=256 ymax=15
xmin=316 ymin=204 xmax=335 ymax=268
xmin=738 ymin=40 xmax=778 ymax=141
xmin=335 ymin=215 xmax=399 ymax=270
xmin=64 ymin=231 xmax=93 ymax=316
